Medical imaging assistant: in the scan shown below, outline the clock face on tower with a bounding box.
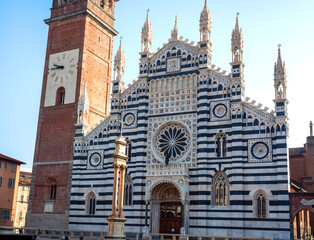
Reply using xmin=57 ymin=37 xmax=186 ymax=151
xmin=44 ymin=49 xmax=79 ymax=107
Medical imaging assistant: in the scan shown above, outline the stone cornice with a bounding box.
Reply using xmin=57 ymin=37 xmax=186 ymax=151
xmin=44 ymin=8 xmax=118 ymax=36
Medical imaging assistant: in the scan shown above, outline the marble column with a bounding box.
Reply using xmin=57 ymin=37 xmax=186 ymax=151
xmin=118 ymin=166 xmax=126 ymax=218
xmin=110 ymin=165 xmax=119 ymax=217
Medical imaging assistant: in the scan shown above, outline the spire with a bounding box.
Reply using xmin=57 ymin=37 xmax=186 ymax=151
xmin=77 ymin=82 xmax=89 ymax=124
xmin=231 ymin=13 xmax=243 ymax=63
xmin=114 ymin=37 xmax=125 ymax=83
xmin=201 ymin=0 xmax=209 ymax=18
xmin=310 ymin=121 xmax=313 ymax=137
xmin=199 ymin=0 xmax=211 ymax=42
xmin=274 ymin=45 xmax=285 ymax=75
xmin=274 ymin=45 xmax=287 ymax=102
xmin=141 ymin=10 xmax=153 ymax=53
xmin=171 ymin=15 xmax=179 ymax=41
xmin=232 ymin=13 xmax=241 ymax=39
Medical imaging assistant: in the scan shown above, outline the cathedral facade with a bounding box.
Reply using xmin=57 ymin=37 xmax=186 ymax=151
xmin=68 ymin=1 xmax=290 ymax=239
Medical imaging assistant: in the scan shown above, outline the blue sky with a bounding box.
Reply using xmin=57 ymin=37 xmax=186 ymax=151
xmin=0 ymin=0 xmax=313 ymax=167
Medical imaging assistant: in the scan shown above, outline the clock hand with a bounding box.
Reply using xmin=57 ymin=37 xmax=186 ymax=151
xmin=51 ymin=64 xmax=64 ymax=70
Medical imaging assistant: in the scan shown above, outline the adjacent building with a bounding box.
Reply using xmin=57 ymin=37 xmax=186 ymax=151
xmin=289 ymin=122 xmax=314 ymax=239
xmin=0 ymin=153 xmax=25 ymax=227
xmin=290 ymin=122 xmax=314 ymax=192
xmin=14 ymin=167 xmax=32 ymax=228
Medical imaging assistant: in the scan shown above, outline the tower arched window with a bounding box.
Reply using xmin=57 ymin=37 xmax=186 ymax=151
xmin=47 ymin=177 xmax=57 ymax=200
xmin=100 ymin=0 xmax=105 ymax=8
xmin=86 ymin=192 xmax=96 ymax=215
xmin=216 ymin=132 xmax=227 ymax=157
xmin=124 ymin=175 xmax=133 ymax=206
xmin=50 ymin=184 xmax=57 ymax=200
xmin=254 ymin=191 xmax=268 ymax=218
xmin=212 ymin=172 xmax=230 ymax=206
xmin=56 ymin=87 xmax=65 ymax=105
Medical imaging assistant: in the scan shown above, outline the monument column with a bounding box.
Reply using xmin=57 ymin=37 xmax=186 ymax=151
xmin=106 ymin=127 xmax=128 ymax=239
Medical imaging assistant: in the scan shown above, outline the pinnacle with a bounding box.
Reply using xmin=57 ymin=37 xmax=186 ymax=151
xmin=235 ymin=13 xmax=240 ymax=31
xmin=171 ymin=14 xmax=179 ymax=41
xmin=232 ymin=13 xmax=242 ymax=40
xmin=275 ymin=45 xmax=285 ymax=74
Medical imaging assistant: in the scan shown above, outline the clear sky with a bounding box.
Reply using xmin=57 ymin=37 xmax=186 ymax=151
xmin=0 ymin=0 xmax=313 ymax=167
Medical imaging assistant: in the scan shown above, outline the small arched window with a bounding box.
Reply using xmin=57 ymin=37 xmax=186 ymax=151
xmin=56 ymin=87 xmax=65 ymax=105
xmin=47 ymin=177 xmax=57 ymax=200
xmin=108 ymin=0 xmax=113 ymax=8
xmin=212 ymin=172 xmax=230 ymax=206
xmin=254 ymin=191 xmax=268 ymax=218
xmin=100 ymin=0 xmax=105 ymax=8
xmin=86 ymin=192 xmax=96 ymax=215
xmin=50 ymin=184 xmax=57 ymax=200
xmin=124 ymin=175 xmax=133 ymax=206
xmin=216 ymin=132 xmax=227 ymax=157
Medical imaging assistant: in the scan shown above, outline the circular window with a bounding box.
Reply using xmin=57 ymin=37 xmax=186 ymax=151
xmin=124 ymin=113 xmax=135 ymax=126
xmin=213 ymin=104 xmax=227 ymax=118
xmin=89 ymin=153 xmax=101 ymax=167
xmin=154 ymin=123 xmax=190 ymax=163
xmin=251 ymin=142 xmax=269 ymax=159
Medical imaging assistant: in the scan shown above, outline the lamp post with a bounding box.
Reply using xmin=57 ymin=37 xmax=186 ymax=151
xmin=106 ymin=122 xmax=128 ymax=239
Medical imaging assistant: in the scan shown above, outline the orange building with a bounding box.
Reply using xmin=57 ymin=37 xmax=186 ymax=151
xmin=0 ymin=153 xmax=25 ymax=227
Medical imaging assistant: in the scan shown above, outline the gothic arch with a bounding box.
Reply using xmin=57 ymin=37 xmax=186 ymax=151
xmin=252 ymin=189 xmax=269 ymax=218
xmin=211 ymin=171 xmax=230 ymax=206
xmin=146 ymin=180 xmax=184 ymax=201
xmin=216 ymin=132 xmax=227 ymax=157
xmin=85 ymin=191 xmax=97 ymax=215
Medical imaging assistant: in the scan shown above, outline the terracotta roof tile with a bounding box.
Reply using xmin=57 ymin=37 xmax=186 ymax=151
xmin=0 ymin=153 xmax=25 ymax=165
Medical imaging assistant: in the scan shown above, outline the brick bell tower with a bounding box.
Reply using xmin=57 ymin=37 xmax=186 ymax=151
xmin=26 ymin=0 xmax=119 ymax=229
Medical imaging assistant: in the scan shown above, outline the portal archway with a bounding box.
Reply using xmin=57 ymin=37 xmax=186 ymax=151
xmin=150 ymin=182 xmax=182 ymax=234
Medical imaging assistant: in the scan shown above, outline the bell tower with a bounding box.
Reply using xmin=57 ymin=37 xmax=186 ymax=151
xmin=26 ymin=0 xmax=119 ymax=229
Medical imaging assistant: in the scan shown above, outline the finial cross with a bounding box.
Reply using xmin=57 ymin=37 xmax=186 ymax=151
xmin=119 ymin=120 xmax=125 ymax=137
xmin=147 ymin=9 xmax=150 ymax=13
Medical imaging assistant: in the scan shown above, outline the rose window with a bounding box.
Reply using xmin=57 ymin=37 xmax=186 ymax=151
xmin=155 ymin=124 xmax=190 ymax=162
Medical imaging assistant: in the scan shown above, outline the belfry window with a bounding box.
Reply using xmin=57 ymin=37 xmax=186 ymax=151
xmin=87 ymin=192 xmax=96 ymax=215
xmin=124 ymin=175 xmax=133 ymax=206
xmin=212 ymin=172 xmax=230 ymax=206
xmin=216 ymin=132 xmax=227 ymax=157
xmin=56 ymin=87 xmax=65 ymax=105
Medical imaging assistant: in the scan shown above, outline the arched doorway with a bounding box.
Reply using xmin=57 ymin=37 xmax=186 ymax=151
xmin=151 ymin=182 xmax=182 ymax=234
